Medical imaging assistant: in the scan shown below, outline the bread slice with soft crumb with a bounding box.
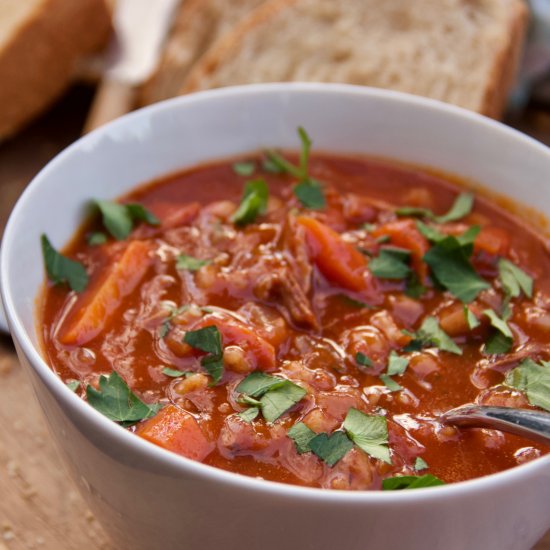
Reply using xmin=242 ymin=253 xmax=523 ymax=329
xmin=0 ymin=0 xmax=111 ymax=141
xmin=139 ymin=0 xmax=266 ymax=106
xmin=181 ymin=0 xmax=527 ymax=118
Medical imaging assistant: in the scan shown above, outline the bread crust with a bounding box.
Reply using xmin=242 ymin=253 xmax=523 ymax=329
xmin=181 ymin=0 xmax=528 ymax=119
xmin=139 ymin=0 xmax=266 ymax=107
xmin=0 ymin=0 xmax=111 ymax=141
xmin=479 ymin=0 xmax=528 ymax=118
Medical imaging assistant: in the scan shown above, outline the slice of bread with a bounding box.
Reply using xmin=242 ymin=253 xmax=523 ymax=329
xmin=0 ymin=0 xmax=111 ymax=141
xmin=180 ymin=0 xmax=527 ymax=118
xmin=139 ymin=0 xmax=266 ymax=106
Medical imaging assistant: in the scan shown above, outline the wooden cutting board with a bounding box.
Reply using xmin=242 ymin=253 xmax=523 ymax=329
xmin=0 ymin=86 xmax=548 ymax=550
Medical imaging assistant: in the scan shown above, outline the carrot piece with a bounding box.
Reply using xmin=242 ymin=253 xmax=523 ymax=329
xmin=59 ymin=240 xmax=153 ymax=345
xmin=296 ymin=215 xmax=376 ymax=295
xmin=372 ymin=220 xmax=429 ymax=280
xmin=136 ymin=405 xmax=214 ymax=461
xmin=474 ymin=226 xmax=510 ymax=257
xmin=193 ymin=316 xmax=276 ymax=371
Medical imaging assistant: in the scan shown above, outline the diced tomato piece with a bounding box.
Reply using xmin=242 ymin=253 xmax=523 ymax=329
xmin=372 ymin=219 xmax=429 ymax=280
xmin=60 ymin=240 xmax=152 ymax=345
xmin=154 ymin=201 xmax=201 ymax=230
xmin=474 ymin=226 xmax=510 ymax=256
xmin=136 ymin=405 xmax=214 ymax=461
xmin=296 ymin=215 xmax=378 ymax=298
xmin=193 ymin=315 xmax=276 ymax=371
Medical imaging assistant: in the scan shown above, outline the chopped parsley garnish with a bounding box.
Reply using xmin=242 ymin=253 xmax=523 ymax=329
xmin=66 ymin=379 xmax=80 ymax=392
xmin=339 ymin=294 xmax=371 ymax=308
xmin=176 ymin=254 xmax=211 ymax=271
xmin=484 ymin=331 xmax=513 ymax=355
xmin=343 ymin=408 xmax=392 ymax=464
xmin=236 ymin=372 xmax=306 ymax=422
xmin=231 ymin=178 xmax=269 ymax=226
xmin=238 ymin=407 xmax=260 ymax=423
xmin=95 ymin=200 xmax=159 ymax=240
xmin=86 ymin=372 xmax=160 ymax=425
xmin=309 ymin=431 xmax=354 ymax=467
xmin=414 ymin=457 xmax=428 ymax=471
xmin=405 ymin=272 xmax=426 ymax=298
xmin=266 ymin=127 xmax=326 ymax=209
xmin=423 ymin=230 xmax=489 ymax=303
xmin=414 ymin=316 xmax=462 ymax=355
xmin=356 ymin=352 xmax=373 ymax=368
xmin=498 ymin=259 xmax=533 ymax=299
xmin=41 ymin=234 xmax=89 ymax=292
xmin=369 ymin=247 xmax=411 ymax=280
xmin=232 ymin=161 xmax=256 ymax=176
xmin=387 ymin=351 xmax=409 ymax=376
xmin=294 ymin=180 xmax=326 ymax=209
xmin=380 ymin=374 xmax=403 ymax=392
xmin=505 ymin=359 xmax=550 ymax=412
xmin=397 ymin=192 xmax=474 ymax=224
xmin=87 ymin=232 xmax=107 ymax=246
xmin=183 ymin=326 xmax=224 ymax=384
xmin=483 ymin=309 xmax=513 ymax=355
xmin=288 ymin=422 xmax=317 ymax=454
xmin=464 ymin=306 xmax=480 ymax=329
xmin=162 ymin=367 xmax=191 ymax=378
xmin=382 ymin=474 xmax=445 ymax=490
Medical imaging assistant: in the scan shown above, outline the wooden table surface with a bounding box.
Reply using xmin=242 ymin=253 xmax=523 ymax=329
xmin=0 ymin=86 xmax=548 ymax=550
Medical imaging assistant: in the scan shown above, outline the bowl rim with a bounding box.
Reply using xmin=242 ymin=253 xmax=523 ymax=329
xmin=2 ymin=82 xmax=550 ymax=503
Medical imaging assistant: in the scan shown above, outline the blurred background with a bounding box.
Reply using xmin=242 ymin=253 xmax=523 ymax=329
xmin=0 ymin=0 xmax=548 ymax=548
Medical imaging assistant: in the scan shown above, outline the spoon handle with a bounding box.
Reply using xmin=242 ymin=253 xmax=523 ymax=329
xmin=441 ymin=405 xmax=550 ymax=446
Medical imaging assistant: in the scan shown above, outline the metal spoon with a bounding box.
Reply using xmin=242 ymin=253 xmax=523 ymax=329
xmin=441 ymin=404 xmax=550 ymax=446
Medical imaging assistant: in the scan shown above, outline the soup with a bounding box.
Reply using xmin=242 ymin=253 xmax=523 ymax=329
xmin=40 ymin=131 xmax=550 ymax=490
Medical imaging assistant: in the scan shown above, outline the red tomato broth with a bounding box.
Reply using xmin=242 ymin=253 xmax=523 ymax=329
xmin=40 ymin=153 xmax=550 ymax=490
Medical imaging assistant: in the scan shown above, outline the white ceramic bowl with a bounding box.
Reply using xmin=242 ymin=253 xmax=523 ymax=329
xmin=2 ymin=84 xmax=550 ymax=550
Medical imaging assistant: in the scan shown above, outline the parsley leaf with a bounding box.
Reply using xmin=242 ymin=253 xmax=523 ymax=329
xmin=87 ymin=232 xmax=107 ymax=246
xmin=423 ymin=234 xmax=489 ymax=303
xmin=370 ymin=247 xmax=411 ymax=280
xmin=505 ymin=359 xmax=550 ymax=411
xmin=498 ymin=259 xmax=533 ymax=299
xmin=434 ymin=193 xmax=474 ymax=224
xmin=387 ymin=351 xmax=409 ymax=376
xmin=343 ymin=408 xmax=391 ymax=464
xmin=96 ymin=200 xmax=158 ymax=240
xmin=126 ymin=203 xmax=160 ymax=226
xmin=464 ymin=306 xmax=480 ymax=329
xmin=86 ymin=372 xmax=160 ymax=425
xmin=294 ymin=180 xmax=326 ymax=209
xmin=397 ymin=193 xmax=474 ymax=224
xmin=176 ymin=254 xmax=210 ymax=271
xmin=232 ymin=161 xmax=255 ymax=176
xmin=184 ymin=326 xmax=222 ymax=356
xmin=265 ymin=128 xmax=326 ymax=209
xmin=259 ymin=381 xmax=307 ymax=422
xmin=380 ymin=374 xmax=403 ymax=392
xmin=66 ymin=379 xmax=80 ymax=392
xmin=41 ymin=234 xmax=89 ymax=292
xmin=417 ymin=316 xmax=462 ymax=355
xmin=483 ymin=309 xmax=513 ymax=354
xmin=415 ymin=221 xmax=446 ymax=243
xmin=183 ymin=326 xmax=224 ymax=384
xmin=484 ymin=331 xmax=513 ymax=355
xmin=231 ymin=178 xmax=269 ymax=226
xmin=414 ymin=457 xmax=428 ymax=471
xmin=236 ymin=372 xmax=286 ymax=398
xmin=288 ymin=422 xmax=317 ymax=454
xmin=238 ymin=407 xmax=260 ymax=423
xmin=382 ymin=474 xmax=445 ymax=490
xmin=405 ymin=272 xmax=426 ymax=298
xmin=309 ymin=431 xmax=354 ymax=467
xmin=162 ymin=367 xmax=190 ymax=378
xmin=236 ymin=373 xmax=306 ymax=422
xmin=356 ymin=352 xmax=373 ymax=368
